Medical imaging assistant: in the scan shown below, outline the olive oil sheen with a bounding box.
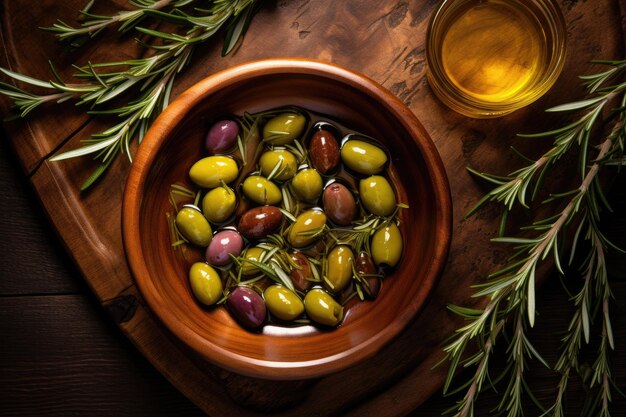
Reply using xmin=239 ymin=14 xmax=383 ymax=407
xmin=441 ymin=1 xmax=545 ymax=102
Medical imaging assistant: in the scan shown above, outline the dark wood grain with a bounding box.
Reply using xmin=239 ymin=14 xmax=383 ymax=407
xmin=0 ymin=295 xmax=206 ymax=417
xmin=0 ymin=132 xmax=204 ymax=417
xmin=2 ymin=133 xmax=626 ymax=416
xmin=1 ymin=0 xmax=625 ymax=416
xmin=0 ymin=139 xmax=79 ymax=295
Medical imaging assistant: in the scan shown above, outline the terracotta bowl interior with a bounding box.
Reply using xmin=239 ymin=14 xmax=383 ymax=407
xmin=123 ymin=60 xmax=451 ymax=380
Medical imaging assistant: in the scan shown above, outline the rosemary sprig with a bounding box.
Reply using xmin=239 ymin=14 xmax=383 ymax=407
xmin=0 ymin=0 xmax=262 ymax=190
xmin=467 ymin=61 xmax=626 ymax=216
xmin=444 ymin=60 xmax=626 ymax=417
xmin=233 ymin=237 xmax=297 ymax=292
xmin=168 ymin=182 xmax=197 ymax=211
xmin=167 ymin=183 xmax=201 ymax=249
xmin=328 ymin=204 xmax=407 ymax=255
xmin=44 ymin=0 xmax=194 ymax=47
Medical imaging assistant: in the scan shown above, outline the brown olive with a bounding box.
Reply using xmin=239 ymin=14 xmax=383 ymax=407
xmin=323 ymin=182 xmax=357 ymax=226
xmin=289 ymin=252 xmax=314 ymax=292
xmin=238 ymin=206 xmax=283 ymax=240
xmin=355 ymin=252 xmax=381 ymax=298
xmin=309 ymin=129 xmax=340 ymax=174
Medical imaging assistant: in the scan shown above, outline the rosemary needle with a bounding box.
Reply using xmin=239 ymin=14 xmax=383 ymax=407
xmin=444 ymin=60 xmax=626 ymax=417
xmin=0 ymin=0 xmax=263 ymax=190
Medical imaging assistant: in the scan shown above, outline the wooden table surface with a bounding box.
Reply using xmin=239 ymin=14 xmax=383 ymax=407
xmin=1 ymin=134 xmax=625 ymax=417
xmin=2 ymin=1 xmax=626 ymax=416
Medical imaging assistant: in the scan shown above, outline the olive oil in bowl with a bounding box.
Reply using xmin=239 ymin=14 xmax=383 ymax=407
xmin=426 ymin=0 xmax=566 ymax=118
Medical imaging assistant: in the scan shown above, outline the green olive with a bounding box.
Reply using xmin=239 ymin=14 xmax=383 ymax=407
xmin=263 ymin=285 xmax=304 ymax=321
xmin=241 ymin=246 xmax=265 ymax=276
xmin=202 ymin=186 xmax=236 ymax=223
xmin=325 ymin=245 xmax=354 ymax=293
xmin=340 ymin=140 xmax=388 ymax=174
xmin=287 ymin=209 xmax=327 ymax=248
xmin=189 ymin=156 xmax=238 ymax=188
xmin=259 ymin=149 xmax=298 ymax=181
xmin=263 ymin=112 xmax=306 ymax=145
xmin=291 ymin=168 xmax=323 ymax=202
xmin=359 ymin=175 xmax=397 ymax=216
xmin=175 ymin=206 xmax=213 ymax=246
xmin=304 ymin=288 xmax=344 ymax=326
xmin=371 ymin=223 xmax=403 ymax=267
xmin=189 ymin=262 xmax=223 ymax=306
xmin=242 ymin=175 xmax=282 ymax=205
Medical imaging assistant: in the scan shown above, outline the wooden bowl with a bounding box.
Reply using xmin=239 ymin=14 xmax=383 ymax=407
xmin=123 ymin=59 xmax=452 ymax=380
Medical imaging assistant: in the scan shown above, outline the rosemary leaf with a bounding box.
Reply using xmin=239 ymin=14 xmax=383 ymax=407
xmin=443 ymin=59 xmax=626 ymax=417
xmin=0 ymin=0 xmax=263 ymax=190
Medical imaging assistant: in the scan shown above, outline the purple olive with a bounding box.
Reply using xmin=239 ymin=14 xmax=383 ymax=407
xmin=227 ymin=287 xmax=266 ymax=329
xmin=205 ymin=119 xmax=239 ymax=154
xmin=205 ymin=230 xmax=243 ymax=266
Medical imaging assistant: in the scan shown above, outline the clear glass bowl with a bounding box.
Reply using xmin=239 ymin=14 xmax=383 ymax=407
xmin=426 ymin=0 xmax=567 ymax=118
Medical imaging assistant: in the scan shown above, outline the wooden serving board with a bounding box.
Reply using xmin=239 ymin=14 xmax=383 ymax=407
xmin=1 ymin=1 xmax=624 ymax=415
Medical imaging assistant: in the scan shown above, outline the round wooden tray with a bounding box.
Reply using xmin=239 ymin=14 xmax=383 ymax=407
xmin=1 ymin=0 xmax=624 ymax=415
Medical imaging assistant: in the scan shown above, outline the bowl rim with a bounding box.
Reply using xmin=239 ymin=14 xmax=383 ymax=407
xmin=122 ymin=58 xmax=453 ymax=379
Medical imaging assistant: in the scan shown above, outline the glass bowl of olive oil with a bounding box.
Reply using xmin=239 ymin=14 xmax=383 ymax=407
xmin=426 ymin=0 xmax=567 ymax=118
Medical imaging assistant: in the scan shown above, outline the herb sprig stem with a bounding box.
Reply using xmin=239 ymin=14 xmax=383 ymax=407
xmin=45 ymin=0 xmax=190 ymax=45
xmin=444 ymin=59 xmax=626 ymax=417
xmin=0 ymin=0 xmax=262 ymax=189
